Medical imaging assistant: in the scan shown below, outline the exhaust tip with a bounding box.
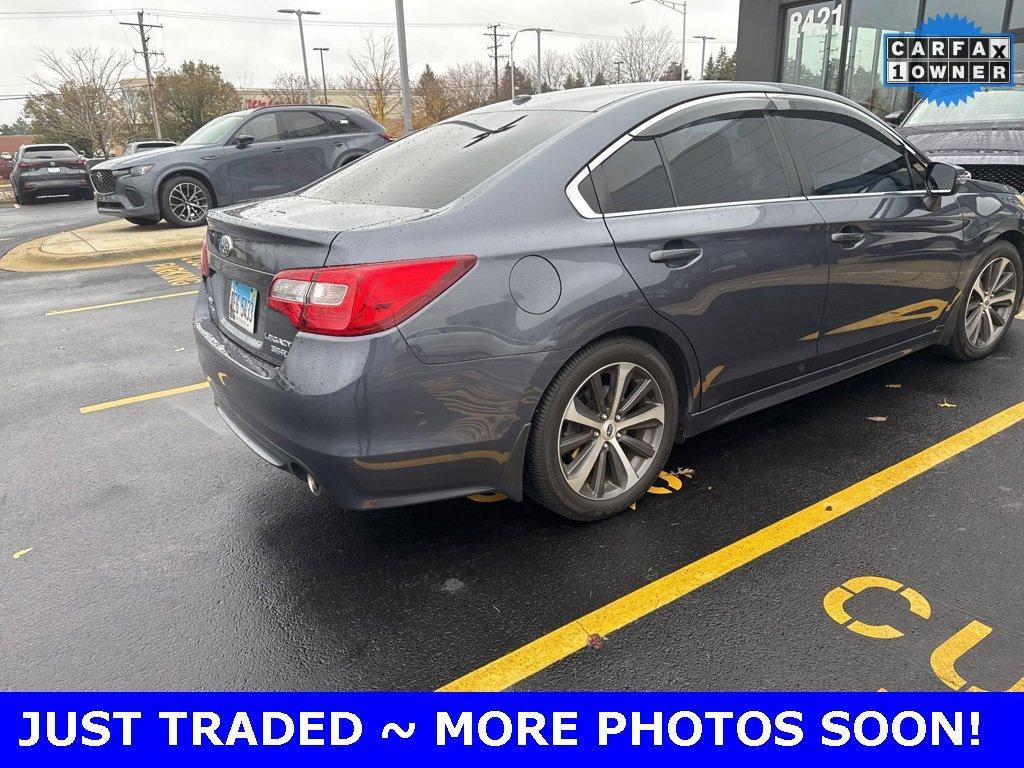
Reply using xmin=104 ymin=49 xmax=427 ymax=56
xmin=306 ymin=473 xmax=322 ymax=497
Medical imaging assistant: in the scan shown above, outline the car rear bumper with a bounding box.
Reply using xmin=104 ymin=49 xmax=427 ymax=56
xmin=17 ymin=175 xmax=91 ymax=194
xmin=193 ymin=287 xmax=553 ymax=510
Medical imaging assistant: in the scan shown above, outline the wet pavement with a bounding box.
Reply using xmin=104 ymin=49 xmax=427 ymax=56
xmin=1 ymin=245 xmax=1022 ymax=692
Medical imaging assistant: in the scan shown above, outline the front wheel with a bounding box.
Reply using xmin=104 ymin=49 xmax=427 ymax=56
xmin=525 ymin=337 xmax=679 ymax=521
xmin=160 ymin=175 xmax=211 ymax=227
xmin=939 ymin=242 xmax=1021 ymax=360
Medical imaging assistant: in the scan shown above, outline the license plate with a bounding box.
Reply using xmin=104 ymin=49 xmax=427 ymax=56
xmin=47 ymin=167 xmax=60 ymax=174
xmin=228 ymin=281 xmax=258 ymax=334
xmin=98 ymin=194 xmax=116 ymax=203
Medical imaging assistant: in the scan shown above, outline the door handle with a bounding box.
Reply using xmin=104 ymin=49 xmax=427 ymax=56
xmin=649 ymin=246 xmax=703 ymax=266
xmin=830 ymin=229 xmax=865 ymax=246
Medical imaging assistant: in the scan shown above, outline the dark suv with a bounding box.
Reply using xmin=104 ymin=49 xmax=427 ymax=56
xmin=10 ymin=144 xmax=92 ymax=204
xmin=90 ymin=105 xmax=390 ymax=227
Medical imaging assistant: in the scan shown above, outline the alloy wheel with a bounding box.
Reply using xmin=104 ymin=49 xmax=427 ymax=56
xmin=168 ymin=182 xmax=209 ymax=223
xmin=966 ymin=256 xmax=1018 ymax=349
xmin=558 ymin=362 xmax=666 ymax=500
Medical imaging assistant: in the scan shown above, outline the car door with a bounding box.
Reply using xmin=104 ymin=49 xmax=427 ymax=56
xmin=223 ymin=111 xmax=289 ymax=201
xmin=771 ymin=95 xmax=965 ymax=367
xmin=277 ymin=110 xmax=334 ymax=189
xmin=587 ymin=95 xmax=831 ymax=410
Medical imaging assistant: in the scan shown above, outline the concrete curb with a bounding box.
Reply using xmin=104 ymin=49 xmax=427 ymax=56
xmin=1 ymin=219 xmax=203 ymax=272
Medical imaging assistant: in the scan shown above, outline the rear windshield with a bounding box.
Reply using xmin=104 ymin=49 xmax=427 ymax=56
xmin=302 ymin=111 xmax=582 ymax=209
xmin=23 ymin=146 xmax=77 ymax=158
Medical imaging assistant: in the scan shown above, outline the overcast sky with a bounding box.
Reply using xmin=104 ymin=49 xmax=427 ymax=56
xmin=0 ymin=0 xmax=740 ymax=125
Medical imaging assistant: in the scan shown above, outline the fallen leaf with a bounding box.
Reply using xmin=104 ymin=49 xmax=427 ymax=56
xmin=629 ymin=502 xmax=637 ymax=510
xmin=174 ymin=346 xmax=185 ymax=352
xmin=886 ymin=384 xmax=902 ymax=389
xmin=587 ymin=633 xmax=605 ymax=651
xmin=939 ymin=400 xmax=957 ymax=409
xmin=669 ymin=466 xmax=696 ymax=478
xmin=867 ymin=416 xmax=888 ymax=422
xmin=12 ymin=547 xmax=33 ymax=560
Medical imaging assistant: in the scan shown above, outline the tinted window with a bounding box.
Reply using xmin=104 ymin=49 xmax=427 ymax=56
xmin=23 ymin=147 xmax=78 ymax=159
xmin=659 ymin=114 xmax=789 ymax=206
xmin=303 ymin=111 xmax=581 ymax=209
xmin=240 ymin=112 xmax=281 ymax=143
xmin=322 ymin=112 xmax=365 ymax=134
xmin=595 ymin=139 xmax=673 ymax=213
xmin=780 ymin=112 xmax=914 ymax=195
xmin=281 ymin=110 xmax=332 ymax=138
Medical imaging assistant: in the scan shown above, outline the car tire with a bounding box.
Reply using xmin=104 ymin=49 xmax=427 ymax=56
xmin=80 ymin=190 xmax=94 ymax=201
xmin=11 ymin=186 xmax=21 ymax=205
xmin=126 ymin=216 xmax=160 ymax=226
xmin=159 ymin=175 xmax=212 ymax=228
xmin=939 ymin=241 xmax=1021 ymax=361
xmin=334 ymin=154 xmax=362 ymax=170
xmin=525 ymin=336 xmax=679 ymax=521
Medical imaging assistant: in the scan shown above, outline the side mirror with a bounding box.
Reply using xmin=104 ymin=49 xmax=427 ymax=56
xmin=234 ymin=135 xmax=255 ymax=149
xmin=883 ymin=111 xmax=905 ymax=125
xmin=925 ymin=161 xmax=962 ymax=195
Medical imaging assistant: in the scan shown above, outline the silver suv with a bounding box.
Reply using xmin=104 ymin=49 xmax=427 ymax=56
xmin=90 ymin=105 xmax=391 ymax=227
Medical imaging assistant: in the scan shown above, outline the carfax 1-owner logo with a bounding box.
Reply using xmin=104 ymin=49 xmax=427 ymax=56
xmin=884 ymin=14 xmax=1013 ymax=105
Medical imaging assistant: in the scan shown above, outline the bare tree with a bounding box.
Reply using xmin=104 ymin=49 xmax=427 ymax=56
xmin=25 ymin=46 xmax=134 ymax=155
xmin=522 ymin=50 xmax=573 ymax=92
xmin=573 ymin=39 xmax=616 ymax=86
xmin=615 ymin=25 xmax=675 ymax=83
xmin=343 ymin=31 xmax=401 ymax=124
xmin=262 ymin=72 xmax=331 ymax=105
xmin=439 ymin=61 xmax=492 ymax=116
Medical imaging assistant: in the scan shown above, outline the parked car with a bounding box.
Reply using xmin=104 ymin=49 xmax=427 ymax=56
xmin=90 ymin=105 xmax=390 ymax=227
xmin=123 ymin=139 xmax=177 ymax=155
xmin=10 ymin=143 xmax=92 ymax=204
xmin=195 ymin=82 xmax=1023 ymax=521
xmin=0 ymin=151 xmax=12 ymax=180
xmin=890 ymin=87 xmax=1024 ymax=192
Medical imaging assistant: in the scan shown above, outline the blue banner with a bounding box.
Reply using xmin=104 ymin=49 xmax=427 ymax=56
xmin=1 ymin=692 xmax=1020 ymax=765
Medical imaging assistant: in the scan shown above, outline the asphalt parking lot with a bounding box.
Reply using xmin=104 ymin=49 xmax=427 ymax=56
xmin=2 ymin=209 xmax=1023 ymax=692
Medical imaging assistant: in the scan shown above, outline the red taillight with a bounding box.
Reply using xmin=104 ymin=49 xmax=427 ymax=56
xmin=200 ymin=239 xmax=210 ymax=277
xmin=379 ymin=131 xmax=394 ymax=142
xmin=72 ymin=158 xmax=86 ymax=168
xmin=18 ymin=161 xmax=40 ymax=169
xmin=267 ymin=255 xmax=476 ymax=336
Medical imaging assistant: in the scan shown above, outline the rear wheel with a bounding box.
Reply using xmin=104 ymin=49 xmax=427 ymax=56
xmin=126 ymin=216 xmax=160 ymax=226
xmin=526 ymin=337 xmax=679 ymax=521
xmin=939 ymin=242 xmax=1021 ymax=360
xmin=79 ymin=190 xmax=94 ymax=200
xmin=160 ymin=175 xmax=211 ymax=227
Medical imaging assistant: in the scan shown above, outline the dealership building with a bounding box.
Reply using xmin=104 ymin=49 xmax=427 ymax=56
xmin=736 ymin=1 xmax=1024 ymax=116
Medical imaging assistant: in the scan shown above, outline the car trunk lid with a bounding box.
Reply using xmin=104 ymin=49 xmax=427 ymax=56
xmin=205 ymin=195 xmax=432 ymax=365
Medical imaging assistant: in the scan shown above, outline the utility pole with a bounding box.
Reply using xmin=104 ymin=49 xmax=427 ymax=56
xmin=630 ymin=0 xmax=687 ymax=81
xmin=313 ymin=46 xmax=330 ymax=103
xmin=695 ymin=35 xmax=716 ymax=79
xmin=120 ymin=10 xmax=163 ymax=138
xmin=394 ymin=0 xmax=413 ymax=135
xmin=614 ymin=59 xmax=624 ymax=83
xmin=484 ymin=23 xmax=509 ymax=100
xmin=278 ymin=9 xmax=321 ymax=105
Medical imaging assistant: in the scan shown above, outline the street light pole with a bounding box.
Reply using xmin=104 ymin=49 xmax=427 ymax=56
xmin=615 ymin=59 xmax=624 ymax=83
xmin=313 ymin=46 xmax=330 ymax=104
xmin=394 ymin=0 xmax=413 ymax=135
xmin=695 ymin=35 xmax=716 ymax=79
xmin=631 ymin=0 xmax=687 ymax=81
xmin=278 ymin=9 xmax=321 ymax=104
xmin=509 ymin=28 xmax=552 ymax=98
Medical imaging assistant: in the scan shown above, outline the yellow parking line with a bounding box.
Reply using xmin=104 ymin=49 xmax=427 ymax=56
xmin=439 ymin=400 xmax=1024 ymax=692
xmin=80 ymin=381 xmax=210 ymax=414
xmin=46 ymin=290 xmax=199 ymax=316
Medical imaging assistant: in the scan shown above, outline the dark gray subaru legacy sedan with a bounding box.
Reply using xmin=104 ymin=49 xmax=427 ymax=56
xmin=194 ymin=82 xmax=1024 ymax=521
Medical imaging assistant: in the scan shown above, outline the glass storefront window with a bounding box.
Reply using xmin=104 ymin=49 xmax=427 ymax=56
xmin=923 ymin=0 xmax=1007 ymax=31
xmin=842 ymin=0 xmax=919 ymax=115
xmin=780 ymin=1 xmax=844 ymax=91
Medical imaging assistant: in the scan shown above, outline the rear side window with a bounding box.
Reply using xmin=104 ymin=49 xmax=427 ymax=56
xmin=281 ymin=110 xmax=332 ymax=138
xmin=659 ymin=114 xmax=789 ymax=206
xmin=779 ymin=112 xmax=914 ymax=195
xmin=592 ymin=139 xmax=673 ymax=213
xmin=303 ymin=111 xmax=581 ymax=209
xmin=322 ymin=112 xmax=365 ymax=134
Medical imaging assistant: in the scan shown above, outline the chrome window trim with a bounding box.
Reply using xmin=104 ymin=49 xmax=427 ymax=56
xmin=564 ymin=90 xmax=936 ymax=219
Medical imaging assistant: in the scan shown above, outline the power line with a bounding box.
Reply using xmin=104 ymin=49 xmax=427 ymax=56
xmin=119 ymin=10 xmax=163 ymax=138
